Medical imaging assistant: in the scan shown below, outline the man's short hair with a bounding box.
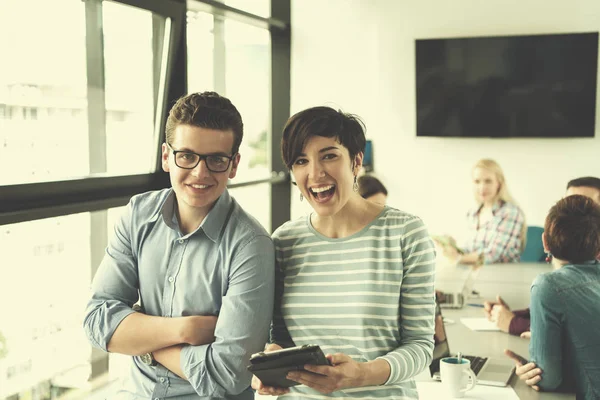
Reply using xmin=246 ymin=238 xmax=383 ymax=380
xmin=545 ymin=195 xmax=600 ymax=263
xmin=165 ymin=92 xmax=244 ymax=154
xmin=566 ymin=176 xmax=600 ymax=192
xmin=281 ymin=106 xmax=366 ymax=170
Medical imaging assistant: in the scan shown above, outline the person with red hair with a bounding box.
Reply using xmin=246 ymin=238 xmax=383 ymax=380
xmin=506 ymin=195 xmax=600 ymax=399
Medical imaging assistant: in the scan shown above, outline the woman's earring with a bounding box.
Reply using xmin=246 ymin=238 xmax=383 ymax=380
xmin=299 ymin=192 xmax=304 ymax=202
xmin=353 ymin=176 xmax=359 ymax=192
xmin=545 ymin=252 xmax=553 ymax=263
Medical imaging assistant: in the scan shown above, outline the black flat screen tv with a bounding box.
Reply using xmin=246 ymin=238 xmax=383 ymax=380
xmin=416 ymin=32 xmax=598 ymax=138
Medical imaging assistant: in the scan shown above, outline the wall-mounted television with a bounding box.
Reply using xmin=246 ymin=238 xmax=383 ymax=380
xmin=416 ymin=32 xmax=598 ymax=138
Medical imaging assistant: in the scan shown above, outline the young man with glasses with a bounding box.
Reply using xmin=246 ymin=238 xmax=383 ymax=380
xmin=84 ymin=92 xmax=275 ymax=399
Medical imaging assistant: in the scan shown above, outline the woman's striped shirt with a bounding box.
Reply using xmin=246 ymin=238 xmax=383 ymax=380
xmin=270 ymin=207 xmax=436 ymax=399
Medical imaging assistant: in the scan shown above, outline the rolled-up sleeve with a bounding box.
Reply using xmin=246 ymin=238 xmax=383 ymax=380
xmin=529 ymin=274 xmax=564 ymax=391
xmin=379 ymin=217 xmax=436 ymax=384
xmin=180 ymin=235 xmax=275 ymax=397
xmin=83 ymin=200 xmax=138 ymax=351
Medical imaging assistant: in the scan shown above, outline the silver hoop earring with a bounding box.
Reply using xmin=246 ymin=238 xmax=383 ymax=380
xmin=353 ymin=176 xmax=359 ymax=192
xmin=300 ymin=193 xmax=304 ymax=202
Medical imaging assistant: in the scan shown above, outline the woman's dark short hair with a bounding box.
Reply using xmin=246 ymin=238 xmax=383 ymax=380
xmin=358 ymin=175 xmax=388 ymax=199
xmin=544 ymin=195 xmax=600 ymax=263
xmin=281 ymin=106 xmax=366 ymax=169
xmin=165 ymin=91 xmax=244 ymax=154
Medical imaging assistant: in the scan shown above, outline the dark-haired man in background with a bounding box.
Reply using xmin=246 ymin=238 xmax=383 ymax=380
xmin=83 ymin=92 xmax=275 ymax=399
xmin=565 ymin=176 xmax=600 ymax=203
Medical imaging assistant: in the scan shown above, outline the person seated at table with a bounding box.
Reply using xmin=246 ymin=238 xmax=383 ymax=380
xmin=357 ymin=174 xmax=388 ymax=205
xmin=483 ymin=176 xmax=600 ymax=335
xmin=505 ymin=195 xmax=600 ymax=398
xmin=438 ymin=159 xmax=526 ymax=266
xmin=566 ymin=176 xmax=600 ymax=203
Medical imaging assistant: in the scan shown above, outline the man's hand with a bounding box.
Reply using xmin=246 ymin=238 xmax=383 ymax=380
xmin=483 ymin=295 xmax=509 ymax=319
xmin=251 ymin=344 xmax=290 ymax=396
xmin=504 ymin=349 xmax=542 ymax=391
xmin=520 ymin=331 xmax=531 ymax=339
xmin=178 ymin=315 xmax=218 ymax=346
xmin=490 ymin=305 xmax=515 ymax=333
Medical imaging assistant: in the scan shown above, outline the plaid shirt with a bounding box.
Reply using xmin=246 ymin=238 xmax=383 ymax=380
xmin=464 ymin=200 xmax=525 ymax=264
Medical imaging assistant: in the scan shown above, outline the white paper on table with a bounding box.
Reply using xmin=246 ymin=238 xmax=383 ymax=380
xmin=416 ymin=381 xmax=520 ymax=399
xmin=460 ymin=317 xmax=501 ymax=331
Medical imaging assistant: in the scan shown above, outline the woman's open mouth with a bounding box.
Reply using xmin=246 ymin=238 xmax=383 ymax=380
xmin=309 ymin=184 xmax=336 ymax=203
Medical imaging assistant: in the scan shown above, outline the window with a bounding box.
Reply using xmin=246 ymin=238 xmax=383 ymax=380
xmin=187 ymin=2 xmax=274 ymax=228
xmin=0 ymin=1 xmax=289 ymax=397
xmin=103 ymin=1 xmax=166 ymax=175
xmin=0 ymin=0 xmax=185 ymax=397
xmin=0 ymin=0 xmax=88 ymax=185
xmin=0 ymin=0 xmax=170 ymax=186
xmin=223 ymin=20 xmax=271 ymax=183
xmin=0 ymin=214 xmax=92 ymax=400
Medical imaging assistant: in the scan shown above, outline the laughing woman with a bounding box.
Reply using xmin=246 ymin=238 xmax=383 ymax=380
xmin=252 ymin=106 xmax=436 ymax=399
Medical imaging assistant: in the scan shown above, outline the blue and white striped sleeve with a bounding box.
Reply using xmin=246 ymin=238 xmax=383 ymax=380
xmin=378 ymin=217 xmax=436 ymax=384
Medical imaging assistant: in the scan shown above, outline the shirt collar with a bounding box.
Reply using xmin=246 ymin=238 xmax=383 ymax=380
xmin=473 ymin=199 xmax=504 ymax=216
xmin=159 ymin=188 xmax=233 ymax=242
xmin=491 ymin=200 xmax=504 ymax=214
xmin=160 ymin=189 xmax=179 ymax=230
xmin=200 ymin=189 xmax=233 ymax=242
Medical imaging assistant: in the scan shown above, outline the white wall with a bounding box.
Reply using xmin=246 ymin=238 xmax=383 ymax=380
xmin=291 ymin=0 xmax=600 ymax=238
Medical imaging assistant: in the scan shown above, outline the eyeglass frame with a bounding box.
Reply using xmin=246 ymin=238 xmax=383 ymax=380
xmin=166 ymin=142 xmax=237 ymax=173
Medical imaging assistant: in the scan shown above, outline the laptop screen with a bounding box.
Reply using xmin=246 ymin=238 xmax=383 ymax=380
xmin=429 ymin=301 xmax=451 ymax=375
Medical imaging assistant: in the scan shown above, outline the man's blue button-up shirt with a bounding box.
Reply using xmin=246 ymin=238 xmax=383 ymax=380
xmin=84 ymin=188 xmax=275 ymax=399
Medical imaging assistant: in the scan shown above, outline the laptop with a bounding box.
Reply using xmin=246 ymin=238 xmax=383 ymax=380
xmin=437 ymin=267 xmax=479 ymax=309
xmin=429 ymin=302 xmax=515 ymax=387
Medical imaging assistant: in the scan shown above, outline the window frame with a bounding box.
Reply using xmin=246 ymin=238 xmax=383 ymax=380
xmin=0 ymin=0 xmax=290 ymax=389
xmin=0 ymin=0 xmax=290 ymax=231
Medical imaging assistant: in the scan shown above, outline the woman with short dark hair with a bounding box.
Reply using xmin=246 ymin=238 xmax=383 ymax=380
xmin=252 ymin=106 xmax=436 ymax=399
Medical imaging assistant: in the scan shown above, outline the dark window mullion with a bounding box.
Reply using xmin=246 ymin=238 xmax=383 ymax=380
xmin=270 ymin=0 xmax=291 ymax=232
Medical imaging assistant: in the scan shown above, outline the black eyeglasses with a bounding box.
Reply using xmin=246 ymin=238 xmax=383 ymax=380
xmin=166 ymin=143 xmax=235 ymax=173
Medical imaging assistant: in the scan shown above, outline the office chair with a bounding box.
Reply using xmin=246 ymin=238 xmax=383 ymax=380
xmin=520 ymin=226 xmax=545 ymax=262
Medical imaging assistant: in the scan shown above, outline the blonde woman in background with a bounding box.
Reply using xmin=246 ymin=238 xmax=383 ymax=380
xmin=441 ymin=159 xmax=526 ymax=265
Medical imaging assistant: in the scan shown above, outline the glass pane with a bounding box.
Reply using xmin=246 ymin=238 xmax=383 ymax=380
xmin=187 ymin=16 xmax=271 ymax=183
xmin=0 ymin=213 xmax=92 ymax=399
xmin=229 ymin=183 xmax=271 ymax=232
xmin=186 ymin=10 xmax=215 ymax=93
xmin=224 ymin=20 xmax=271 ymax=183
xmin=103 ymin=2 xmax=166 ymax=175
xmin=224 ymin=0 xmax=270 ymax=18
xmin=0 ymin=0 xmax=88 ymax=185
xmin=0 ymin=0 xmax=169 ymax=186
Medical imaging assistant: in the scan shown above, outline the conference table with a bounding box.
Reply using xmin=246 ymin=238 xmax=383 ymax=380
xmin=433 ymin=261 xmax=576 ymax=400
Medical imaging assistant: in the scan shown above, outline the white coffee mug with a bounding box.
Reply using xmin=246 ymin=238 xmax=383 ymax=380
xmin=440 ymin=356 xmax=477 ymax=398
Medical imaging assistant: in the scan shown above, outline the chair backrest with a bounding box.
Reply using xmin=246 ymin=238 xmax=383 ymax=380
xmin=520 ymin=226 xmax=545 ymax=262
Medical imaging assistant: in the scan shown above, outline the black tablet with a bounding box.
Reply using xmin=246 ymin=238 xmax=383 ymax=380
xmin=247 ymin=344 xmax=331 ymax=388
